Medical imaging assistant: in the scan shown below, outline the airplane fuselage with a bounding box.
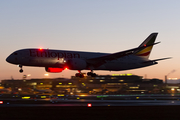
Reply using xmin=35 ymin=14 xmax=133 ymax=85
xmin=6 ymin=48 xmax=156 ymax=71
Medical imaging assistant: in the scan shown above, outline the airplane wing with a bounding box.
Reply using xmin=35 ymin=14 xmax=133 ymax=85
xmin=86 ymin=42 xmax=160 ymax=68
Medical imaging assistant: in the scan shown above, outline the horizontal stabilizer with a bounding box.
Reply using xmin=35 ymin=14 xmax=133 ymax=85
xmin=143 ymin=57 xmax=172 ymax=63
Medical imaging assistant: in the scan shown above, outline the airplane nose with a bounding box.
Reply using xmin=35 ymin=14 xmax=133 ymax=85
xmin=6 ymin=55 xmax=12 ymax=63
xmin=6 ymin=54 xmax=17 ymax=64
xmin=6 ymin=51 xmax=20 ymax=65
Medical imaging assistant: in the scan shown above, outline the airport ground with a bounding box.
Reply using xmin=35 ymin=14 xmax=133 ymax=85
xmin=0 ymin=94 xmax=180 ymax=119
xmin=1 ymin=106 xmax=180 ymax=120
xmin=0 ymin=75 xmax=179 ymax=119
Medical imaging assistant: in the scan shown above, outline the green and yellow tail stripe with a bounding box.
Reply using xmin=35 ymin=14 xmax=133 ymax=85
xmin=136 ymin=46 xmax=153 ymax=56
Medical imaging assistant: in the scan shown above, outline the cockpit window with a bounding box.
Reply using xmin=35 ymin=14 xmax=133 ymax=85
xmin=14 ymin=52 xmax=18 ymax=55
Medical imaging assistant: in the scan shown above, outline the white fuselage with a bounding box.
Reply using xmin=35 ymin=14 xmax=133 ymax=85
xmin=6 ymin=48 xmax=156 ymax=71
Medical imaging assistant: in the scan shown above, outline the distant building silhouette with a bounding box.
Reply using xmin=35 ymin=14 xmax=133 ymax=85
xmin=0 ymin=74 xmax=167 ymax=94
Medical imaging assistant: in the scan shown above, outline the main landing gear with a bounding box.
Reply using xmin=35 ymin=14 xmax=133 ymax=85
xmin=87 ymin=70 xmax=97 ymax=77
xmin=75 ymin=73 xmax=85 ymax=78
xmin=75 ymin=70 xmax=85 ymax=78
xmin=19 ymin=65 xmax=23 ymax=73
xmin=87 ymin=72 xmax=97 ymax=77
xmin=75 ymin=70 xmax=97 ymax=78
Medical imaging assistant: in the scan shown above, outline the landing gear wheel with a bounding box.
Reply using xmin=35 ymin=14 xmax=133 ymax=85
xmin=19 ymin=69 xmax=23 ymax=73
xmin=87 ymin=72 xmax=92 ymax=76
xmin=87 ymin=72 xmax=97 ymax=77
xmin=19 ymin=65 xmax=23 ymax=73
xmin=75 ymin=73 xmax=80 ymax=77
xmin=91 ymin=73 xmax=97 ymax=77
xmin=75 ymin=73 xmax=85 ymax=78
xmin=80 ymin=74 xmax=84 ymax=78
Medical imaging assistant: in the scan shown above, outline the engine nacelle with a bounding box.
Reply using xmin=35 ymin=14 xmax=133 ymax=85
xmin=45 ymin=67 xmax=63 ymax=73
xmin=68 ymin=59 xmax=87 ymax=70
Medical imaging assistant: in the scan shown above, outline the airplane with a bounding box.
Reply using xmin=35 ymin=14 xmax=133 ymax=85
xmin=6 ymin=33 xmax=171 ymax=78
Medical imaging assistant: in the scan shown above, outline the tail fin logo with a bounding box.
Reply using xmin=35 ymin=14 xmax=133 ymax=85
xmin=135 ymin=33 xmax=158 ymax=59
xmin=136 ymin=46 xmax=153 ymax=57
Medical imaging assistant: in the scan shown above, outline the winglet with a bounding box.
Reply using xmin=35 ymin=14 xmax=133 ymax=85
xmin=135 ymin=33 xmax=158 ymax=59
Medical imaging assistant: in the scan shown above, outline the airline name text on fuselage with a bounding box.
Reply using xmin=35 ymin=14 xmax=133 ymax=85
xmin=29 ymin=49 xmax=80 ymax=60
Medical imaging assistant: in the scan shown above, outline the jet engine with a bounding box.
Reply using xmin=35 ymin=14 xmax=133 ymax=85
xmin=45 ymin=67 xmax=63 ymax=73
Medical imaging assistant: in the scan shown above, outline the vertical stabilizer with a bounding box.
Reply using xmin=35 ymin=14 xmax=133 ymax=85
xmin=135 ymin=33 xmax=158 ymax=59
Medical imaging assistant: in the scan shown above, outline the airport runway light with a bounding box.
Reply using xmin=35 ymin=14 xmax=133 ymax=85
xmin=57 ymin=94 xmax=64 ymax=96
xmin=27 ymin=74 xmax=31 ymax=77
xmin=41 ymin=96 xmax=46 ymax=99
xmin=44 ymin=73 xmax=49 ymax=76
xmin=22 ymin=96 xmax=30 ymax=99
xmin=87 ymin=103 xmax=92 ymax=107
xmin=18 ymin=88 xmax=22 ymax=91
xmin=0 ymin=101 xmax=3 ymax=104
xmin=80 ymin=95 xmax=86 ymax=97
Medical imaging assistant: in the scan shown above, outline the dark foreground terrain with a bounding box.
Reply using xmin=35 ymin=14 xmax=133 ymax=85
xmin=0 ymin=94 xmax=180 ymax=119
xmin=0 ymin=106 xmax=180 ymax=120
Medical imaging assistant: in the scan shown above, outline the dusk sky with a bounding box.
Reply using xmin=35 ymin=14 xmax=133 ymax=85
xmin=1 ymin=0 xmax=180 ymax=81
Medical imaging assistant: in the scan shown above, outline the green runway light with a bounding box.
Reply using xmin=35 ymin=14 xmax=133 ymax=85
xmin=97 ymin=95 xmax=108 ymax=98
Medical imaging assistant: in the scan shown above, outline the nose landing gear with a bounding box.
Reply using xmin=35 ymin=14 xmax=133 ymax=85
xmin=19 ymin=65 xmax=23 ymax=73
xmin=19 ymin=69 xmax=23 ymax=73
